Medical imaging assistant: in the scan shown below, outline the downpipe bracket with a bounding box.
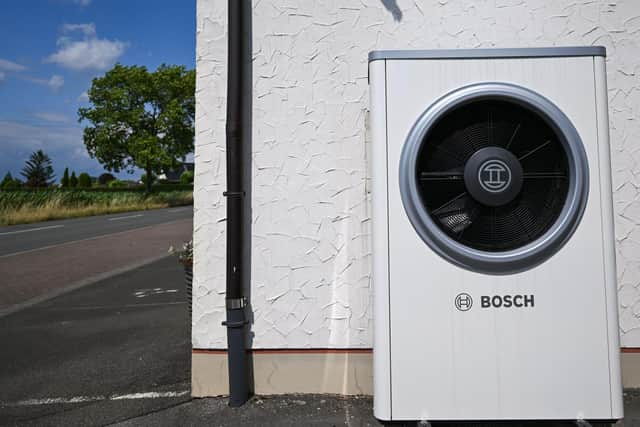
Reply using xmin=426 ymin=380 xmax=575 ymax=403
xmin=226 ymin=297 xmax=248 ymax=309
xmin=223 ymin=298 xmax=249 ymax=327
xmin=223 ymin=191 xmax=245 ymax=198
xmin=222 ymin=318 xmax=249 ymax=328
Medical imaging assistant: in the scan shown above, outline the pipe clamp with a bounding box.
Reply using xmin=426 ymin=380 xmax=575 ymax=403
xmin=226 ymin=297 xmax=247 ymax=309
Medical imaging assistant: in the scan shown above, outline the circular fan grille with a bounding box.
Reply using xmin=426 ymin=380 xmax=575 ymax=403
xmin=416 ymin=100 xmax=570 ymax=252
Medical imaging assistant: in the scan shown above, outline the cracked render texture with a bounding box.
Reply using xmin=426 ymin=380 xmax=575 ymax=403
xmin=194 ymin=0 xmax=640 ymax=349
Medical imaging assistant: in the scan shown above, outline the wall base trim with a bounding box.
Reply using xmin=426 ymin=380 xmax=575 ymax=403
xmin=191 ymin=349 xmax=373 ymax=397
xmin=622 ymin=352 xmax=640 ymax=388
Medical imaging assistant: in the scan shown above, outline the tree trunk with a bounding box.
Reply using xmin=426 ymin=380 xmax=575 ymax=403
xmin=145 ymin=166 xmax=153 ymax=193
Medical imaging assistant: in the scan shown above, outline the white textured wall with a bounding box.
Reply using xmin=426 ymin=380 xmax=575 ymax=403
xmin=194 ymin=0 xmax=640 ymax=349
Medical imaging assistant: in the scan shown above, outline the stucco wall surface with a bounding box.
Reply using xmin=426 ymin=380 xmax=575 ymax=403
xmin=194 ymin=0 xmax=640 ymax=349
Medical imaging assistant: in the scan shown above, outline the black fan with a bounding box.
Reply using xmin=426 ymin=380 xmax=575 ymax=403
xmin=416 ymin=100 xmax=570 ymax=252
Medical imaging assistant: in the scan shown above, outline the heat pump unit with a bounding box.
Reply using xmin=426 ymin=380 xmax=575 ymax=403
xmin=369 ymin=47 xmax=622 ymax=424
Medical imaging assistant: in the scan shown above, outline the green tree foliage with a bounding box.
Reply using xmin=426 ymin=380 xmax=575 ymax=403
xmin=98 ymin=173 xmax=116 ymax=185
xmin=78 ymin=172 xmax=92 ymax=188
xmin=1 ymin=172 xmax=19 ymax=189
xmin=180 ymin=170 xmax=194 ymax=184
xmin=140 ymin=173 xmax=155 ymax=188
xmin=108 ymin=179 xmax=128 ymax=189
xmin=78 ymin=63 xmax=195 ymax=192
xmin=21 ymin=150 xmax=55 ymax=188
xmin=7 ymin=177 xmax=22 ymax=189
xmin=69 ymin=171 xmax=78 ymax=188
xmin=1 ymin=172 xmax=13 ymax=188
xmin=61 ymin=167 xmax=70 ymax=188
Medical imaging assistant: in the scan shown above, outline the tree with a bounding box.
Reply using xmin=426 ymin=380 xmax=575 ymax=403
xmin=98 ymin=172 xmax=116 ymax=185
xmin=21 ymin=150 xmax=55 ymax=187
xmin=78 ymin=63 xmax=195 ymax=192
xmin=140 ymin=173 xmax=155 ymax=188
xmin=69 ymin=171 xmax=78 ymax=188
xmin=78 ymin=172 xmax=92 ymax=188
xmin=61 ymin=167 xmax=70 ymax=188
xmin=180 ymin=170 xmax=194 ymax=184
xmin=1 ymin=172 xmax=16 ymax=189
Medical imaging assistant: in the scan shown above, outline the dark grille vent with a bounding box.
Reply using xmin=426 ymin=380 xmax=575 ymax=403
xmin=416 ymin=100 xmax=570 ymax=252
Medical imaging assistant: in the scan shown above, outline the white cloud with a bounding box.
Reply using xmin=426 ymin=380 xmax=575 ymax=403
xmin=34 ymin=112 xmax=69 ymax=123
xmin=48 ymin=75 xmax=64 ymax=91
xmin=0 ymin=120 xmax=81 ymax=153
xmin=0 ymin=71 xmax=5 ymax=82
xmin=0 ymin=58 xmax=26 ymax=72
xmin=72 ymin=0 xmax=92 ymax=6
xmin=0 ymin=119 xmax=109 ymax=181
xmin=78 ymin=91 xmax=89 ymax=102
xmin=45 ymin=23 xmax=126 ymax=71
xmin=21 ymin=74 xmax=65 ymax=92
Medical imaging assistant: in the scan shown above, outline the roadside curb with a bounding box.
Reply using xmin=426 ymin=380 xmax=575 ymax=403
xmin=0 ymin=253 xmax=172 ymax=318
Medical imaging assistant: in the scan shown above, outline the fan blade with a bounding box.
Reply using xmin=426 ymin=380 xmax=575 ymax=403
xmin=518 ymin=139 xmax=551 ymax=161
xmin=419 ymin=168 xmax=464 ymax=182
xmin=523 ymin=172 xmax=566 ymax=179
xmin=505 ymin=122 xmax=521 ymax=150
xmin=432 ymin=143 xmax=467 ymax=165
xmin=432 ymin=191 xmax=467 ymax=215
xmin=488 ymin=108 xmax=494 ymax=146
xmin=432 ymin=193 xmax=479 ymax=234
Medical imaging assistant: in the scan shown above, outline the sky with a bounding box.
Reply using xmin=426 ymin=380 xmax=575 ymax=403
xmin=0 ymin=0 xmax=195 ymax=182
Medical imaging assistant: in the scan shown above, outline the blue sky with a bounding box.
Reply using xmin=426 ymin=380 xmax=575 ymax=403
xmin=0 ymin=0 xmax=195 ymax=182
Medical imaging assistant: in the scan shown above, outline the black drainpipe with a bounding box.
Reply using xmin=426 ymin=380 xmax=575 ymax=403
xmin=222 ymin=0 xmax=251 ymax=407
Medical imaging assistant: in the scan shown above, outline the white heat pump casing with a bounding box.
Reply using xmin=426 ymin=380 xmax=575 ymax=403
xmin=370 ymin=49 xmax=623 ymax=422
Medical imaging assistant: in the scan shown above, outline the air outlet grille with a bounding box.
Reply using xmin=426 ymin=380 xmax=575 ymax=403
xmin=416 ymin=100 xmax=570 ymax=252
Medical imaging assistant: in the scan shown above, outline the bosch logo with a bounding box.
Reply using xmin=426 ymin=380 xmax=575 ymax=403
xmin=454 ymin=293 xmax=473 ymax=311
xmin=455 ymin=293 xmax=535 ymax=311
xmin=481 ymin=294 xmax=535 ymax=308
xmin=478 ymin=159 xmax=511 ymax=193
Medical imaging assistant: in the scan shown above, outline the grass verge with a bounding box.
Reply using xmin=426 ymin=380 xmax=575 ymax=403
xmin=0 ymin=190 xmax=193 ymax=226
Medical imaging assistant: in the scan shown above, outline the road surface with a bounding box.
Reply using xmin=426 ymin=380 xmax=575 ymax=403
xmin=0 ymin=257 xmax=191 ymax=426
xmin=0 ymin=206 xmax=193 ymax=257
xmin=0 ymin=207 xmax=193 ymax=314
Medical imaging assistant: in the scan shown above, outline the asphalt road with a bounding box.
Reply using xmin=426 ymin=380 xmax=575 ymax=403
xmin=0 ymin=256 xmax=191 ymax=426
xmin=0 ymin=206 xmax=193 ymax=257
xmin=114 ymin=395 xmax=381 ymax=427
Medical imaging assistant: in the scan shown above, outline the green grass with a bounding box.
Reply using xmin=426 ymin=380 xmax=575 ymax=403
xmin=0 ymin=189 xmax=193 ymax=225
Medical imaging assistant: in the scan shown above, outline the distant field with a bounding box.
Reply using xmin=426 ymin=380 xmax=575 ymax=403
xmin=0 ymin=189 xmax=193 ymax=225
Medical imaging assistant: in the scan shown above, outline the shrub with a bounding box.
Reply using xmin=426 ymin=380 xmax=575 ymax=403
xmin=78 ymin=173 xmax=92 ymax=188
xmin=98 ymin=173 xmax=116 ymax=185
xmin=2 ymin=172 xmax=13 ymax=189
xmin=108 ymin=180 xmax=128 ymax=189
xmin=152 ymin=183 xmax=193 ymax=191
xmin=1 ymin=172 xmax=22 ymax=189
xmin=61 ymin=168 xmax=70 ymax=188
xmin=69 ymin=172 xmax=78 ymax=188
xmin=180 ymin=170 xmax=194 ymax=184
xmin=169 ymin=240 xmax=193 ymax=266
